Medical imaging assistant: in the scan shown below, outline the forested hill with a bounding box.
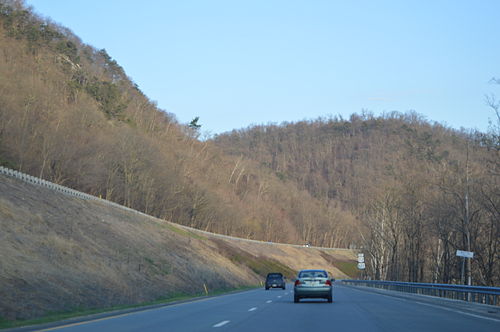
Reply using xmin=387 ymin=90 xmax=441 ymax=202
xmin=213 ymin=114 xmax=499 ymax=285
xmin=0 ymin=1 xmax=498 ymax=286
xmin=213 ymin=113 xmax=470 ymax=214
xmin=0 ymin=0 xmax=356 ymax=248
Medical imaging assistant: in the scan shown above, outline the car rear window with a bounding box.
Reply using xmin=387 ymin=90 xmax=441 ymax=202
xmin=267 ymin=273 xmax=283 ymax=278
xmin=298 ymin=270 xmax=327 ymax=278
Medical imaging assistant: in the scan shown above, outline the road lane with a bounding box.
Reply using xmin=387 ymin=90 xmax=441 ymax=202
xmin=232 ymin=285 xmax=499 ymax=332
xmin=37 ymin=284 xmax=499 ymax=332
xmin=38 ymin=288 xmax=278 ymax=332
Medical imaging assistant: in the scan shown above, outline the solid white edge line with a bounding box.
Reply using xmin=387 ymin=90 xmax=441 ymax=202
xmin=413 ymin=301 xmax=500 ymax=323
xmin=248 ymin=307 xmax=257 ymax=311
xmin=345 ymin=285 xmax=500 ymax=323
xmin=213 ymin=320 xmax=230 ymax=327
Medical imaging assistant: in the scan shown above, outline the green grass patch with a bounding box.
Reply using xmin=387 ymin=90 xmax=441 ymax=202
xmin=163 ymin=223 xmax=206 ymax=240
xmin=335 ymin=261 xmax=359 ymax=278
xmin=204 ymin=284 xmax=258 ymax=297
xmin=319 ymin=252 xmax=358 ymax=278
xmin=245 ymin=257 xmax=296 ymax=279
xmin=215 ymin=240 xmax=296 ymax=279
xmin=0 ymin=286 xmax=258 ymax=330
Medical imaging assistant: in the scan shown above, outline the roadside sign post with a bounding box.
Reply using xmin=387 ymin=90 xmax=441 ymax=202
xmin=456 ymin=250 xmax=473 ymax=289
xmin=357 ymin=253 xmax=365 ymax=263
xmin=456 ymin=250 xmax=474 ymax=259
xmin=357 ymin=253 xmax=365 ymax=279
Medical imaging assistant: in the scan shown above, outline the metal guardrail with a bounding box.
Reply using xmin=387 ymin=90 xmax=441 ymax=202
xmin=0 ymin=166 xmax=149 ymax=214
xmin=0 ymin=166 xmax=352 ymax=252
xmin=342 ymin=280 xmax=500 ymax=306
xmin=0 ymin=166 xmax=94 ymax=200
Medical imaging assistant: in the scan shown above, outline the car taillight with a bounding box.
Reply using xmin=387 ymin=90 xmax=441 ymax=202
xmin=294 ymin=280 xmax=301 ymax=286
xmin=325 ymin=280 xmax=332 ymax=286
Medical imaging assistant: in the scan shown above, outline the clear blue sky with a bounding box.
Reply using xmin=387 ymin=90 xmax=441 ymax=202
xmin=27 ymin=0 xmax=500 ymax=135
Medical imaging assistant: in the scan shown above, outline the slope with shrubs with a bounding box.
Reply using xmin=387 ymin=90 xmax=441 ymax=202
xmin=0 ymin=0 xmax=351 ymax=247
xmin=0 ymin=173 xmax=355 ymax=324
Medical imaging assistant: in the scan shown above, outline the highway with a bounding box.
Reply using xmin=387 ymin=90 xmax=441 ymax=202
xmin=35 ymin=284 xmax=500 ymax=332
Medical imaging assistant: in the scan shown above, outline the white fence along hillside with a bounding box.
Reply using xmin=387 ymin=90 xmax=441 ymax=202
xmin=0 ymin=166 xmax=351 ymax=251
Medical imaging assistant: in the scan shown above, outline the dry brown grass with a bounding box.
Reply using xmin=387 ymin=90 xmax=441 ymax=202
xmin=0 ymin=174 xmax=356 ymax=322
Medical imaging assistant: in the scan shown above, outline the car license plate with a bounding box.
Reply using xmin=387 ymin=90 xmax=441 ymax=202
xmin=272 ymin=284 xmax=277 ymax=287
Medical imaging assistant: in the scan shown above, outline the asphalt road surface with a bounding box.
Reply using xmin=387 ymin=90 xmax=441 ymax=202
xmin=35 ymin=284 xmax=500 ymax=332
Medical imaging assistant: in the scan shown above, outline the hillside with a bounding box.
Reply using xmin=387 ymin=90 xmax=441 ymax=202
xmin=0 ymin=173 xmax=356 ymax=323
xmin=213 ymin=114 xmax=499 ymax=285
xmin=0 ymin=0 xmax=347 ymax=247
xmin=214 ymin=113 xmax=466 ymax=212
xmin=0 ymin=0 xmax=498 ymax=294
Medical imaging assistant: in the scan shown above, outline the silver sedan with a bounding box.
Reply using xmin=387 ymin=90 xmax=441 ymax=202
xmin=293 ymin=269 xmax=333 ymax=303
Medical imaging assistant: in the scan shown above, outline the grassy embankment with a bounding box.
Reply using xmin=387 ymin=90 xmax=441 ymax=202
xmin=0 ymin=174 xmax=357 ymax=329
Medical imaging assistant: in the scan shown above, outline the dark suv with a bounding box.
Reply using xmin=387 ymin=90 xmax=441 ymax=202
xmin=265 ymin=272 xmax=286 ymax=290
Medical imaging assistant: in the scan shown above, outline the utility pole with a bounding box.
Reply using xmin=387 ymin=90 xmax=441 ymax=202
xmin=465 ymin=141 xmax=472 ymax=287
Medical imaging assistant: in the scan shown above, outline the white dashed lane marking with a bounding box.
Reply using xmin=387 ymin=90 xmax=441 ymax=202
xmin=213 ymin=320 xmax=230 ymax=328
xmin=266 ymin=300 xmax=272 ymax=303
xmin=248 ymin=307 xmax=257 ymax=311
